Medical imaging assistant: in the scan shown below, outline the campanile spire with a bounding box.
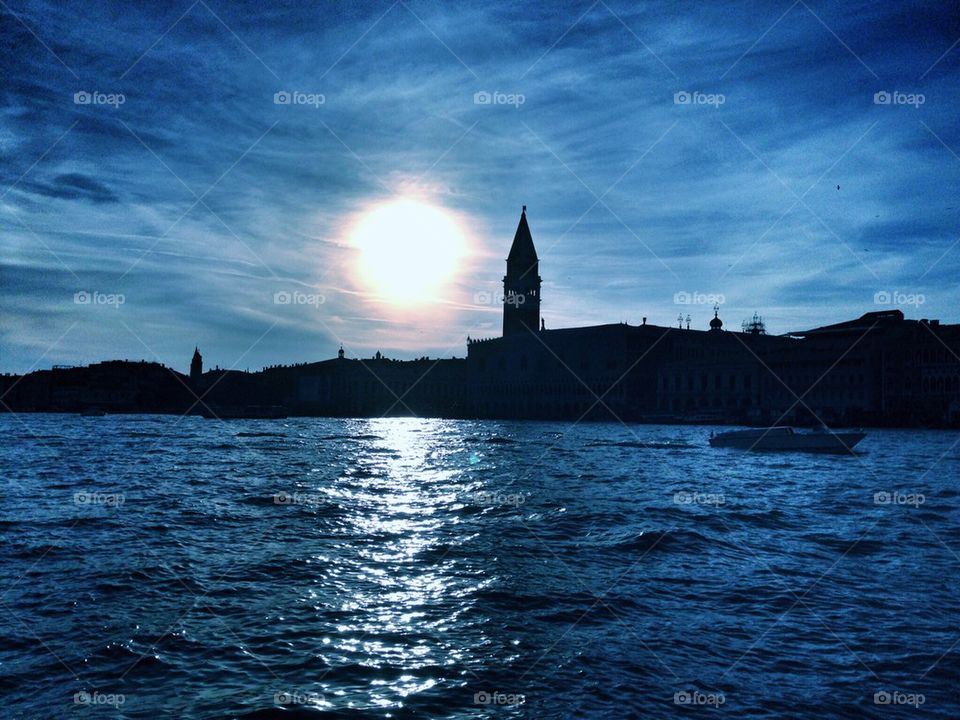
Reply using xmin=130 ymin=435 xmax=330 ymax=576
xmin=503 ymin=206 xmax=541 ymax=336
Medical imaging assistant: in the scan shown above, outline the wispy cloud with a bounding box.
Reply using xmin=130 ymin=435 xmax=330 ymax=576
xmin=1 ymin=0 xmax=957 ymax=372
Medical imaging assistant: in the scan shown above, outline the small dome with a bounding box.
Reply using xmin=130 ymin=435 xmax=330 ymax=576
xmin=710 ymin=311 xmax=723 ymax=330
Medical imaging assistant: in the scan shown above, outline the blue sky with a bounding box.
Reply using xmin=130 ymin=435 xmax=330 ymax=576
xmin=2 ymin=0 xmax=958 ymax=374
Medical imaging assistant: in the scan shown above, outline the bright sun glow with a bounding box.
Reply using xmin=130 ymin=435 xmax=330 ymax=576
xmin=351 ymin=198 xmax=467 ymax=304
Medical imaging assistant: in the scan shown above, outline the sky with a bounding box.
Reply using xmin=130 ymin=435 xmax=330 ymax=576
xmin=2 ymin=0 xmax=958 ymax=374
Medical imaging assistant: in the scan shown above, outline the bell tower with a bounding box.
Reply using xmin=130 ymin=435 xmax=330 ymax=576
xmin=190 ymin=347 xmax=203 ymax=380
xmin=503 ymin=206 xmax=541 ymax=336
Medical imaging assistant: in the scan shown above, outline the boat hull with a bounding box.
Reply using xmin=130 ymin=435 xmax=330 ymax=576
xmin=709 ymin=428 xmax=866 ymax=453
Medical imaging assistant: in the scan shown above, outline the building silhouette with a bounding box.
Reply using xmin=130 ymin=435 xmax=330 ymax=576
xmin=190 ymin=347 xmax=203 ymax=381
xmin=465 ymin=209 xmax=959 ymax=426
xmin=2 ymin=207 xmax=959 ymax=426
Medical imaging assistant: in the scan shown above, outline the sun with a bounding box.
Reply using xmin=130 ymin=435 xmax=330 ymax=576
xmin=351 ymin=198 xmax=467 ymax=304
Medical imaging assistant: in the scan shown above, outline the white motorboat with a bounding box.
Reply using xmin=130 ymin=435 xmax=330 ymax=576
xmin=709 ymin=426 xmax=866 ymax=453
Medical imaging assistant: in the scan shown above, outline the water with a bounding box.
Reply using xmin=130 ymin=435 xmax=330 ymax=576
xmin=1 ymin=415 xmax=958 ymax=719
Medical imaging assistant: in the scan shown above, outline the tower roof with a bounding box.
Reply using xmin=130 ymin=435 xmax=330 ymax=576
xmin=710 ymin=306 xmax=723 ymax=330
xmin=507 ymin=206 xmax=537 ymax=263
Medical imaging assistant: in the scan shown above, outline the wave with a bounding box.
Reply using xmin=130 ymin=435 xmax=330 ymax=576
xmin=569 ymin=528 xmax=720 ymax=556
xmin=799 ymin=532 xmax=889 ymax=556
xmin=585 ymin=440 xmax=694 ymax=449
xmin=8 ymin=543 xmax=71 ymax=559
xmin=723 ymin=507 xmax=796 ymax=528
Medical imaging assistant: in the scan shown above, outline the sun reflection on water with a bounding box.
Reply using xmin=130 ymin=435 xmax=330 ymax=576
xmin=308 ymin=418 xmax=495 ymax=711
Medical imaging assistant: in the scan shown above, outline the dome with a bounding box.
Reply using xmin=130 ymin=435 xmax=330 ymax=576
xmin=710 ymin=310 xmax=723 ymax=331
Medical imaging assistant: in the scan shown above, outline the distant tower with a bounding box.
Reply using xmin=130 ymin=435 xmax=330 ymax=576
xmin=190 ymin=347 xmax=203 ymax=380
xmin=503 ymin=206 xmax=541 ymax=337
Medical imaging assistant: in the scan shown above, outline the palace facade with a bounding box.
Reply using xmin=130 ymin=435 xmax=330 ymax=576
xmin=463 ymin=209 xmax=959 ymax=426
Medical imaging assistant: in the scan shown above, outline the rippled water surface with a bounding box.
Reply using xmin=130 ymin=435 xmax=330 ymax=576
xmin=1 ymin=415 xmax=959 ymax=718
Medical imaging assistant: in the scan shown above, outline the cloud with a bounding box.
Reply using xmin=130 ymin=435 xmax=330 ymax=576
xmin=0 ymin=0 xmax=958 ymax=372
xmin=21 ymin=172 xmax=119 ymax=203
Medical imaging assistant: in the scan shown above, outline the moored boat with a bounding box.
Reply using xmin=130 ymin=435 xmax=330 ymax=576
xmin=709 ymin=426 xmax=865 ymax=453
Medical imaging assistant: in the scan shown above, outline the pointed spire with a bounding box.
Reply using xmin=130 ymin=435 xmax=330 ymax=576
xmin=507 ymin=205 xmax=537 ymax=263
